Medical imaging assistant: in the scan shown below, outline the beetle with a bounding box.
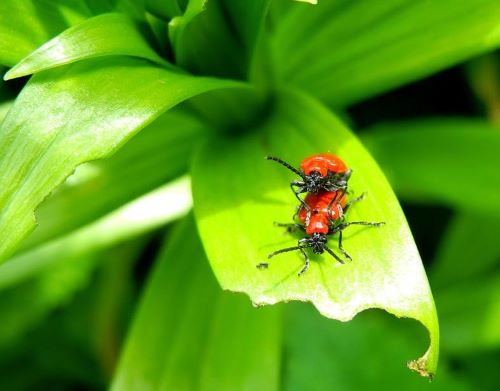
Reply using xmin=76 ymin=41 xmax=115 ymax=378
xmin=257 ymin=192 xmax=384 ymax=276
xmin=266 ymin=153 xmax=352 ymax=209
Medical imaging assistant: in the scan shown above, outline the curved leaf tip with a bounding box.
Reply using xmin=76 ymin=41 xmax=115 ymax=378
xmin=4 ymin=13 xmax=169 ymax=81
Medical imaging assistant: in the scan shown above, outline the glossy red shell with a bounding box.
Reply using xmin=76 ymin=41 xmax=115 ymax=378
xmin=298 ymin=191 xmax=347 ymax=235
xmin=300 ymin=153 xmax=348 ymax=177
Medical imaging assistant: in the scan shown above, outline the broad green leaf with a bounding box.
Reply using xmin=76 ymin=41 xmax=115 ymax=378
xmin=19 ymin=109 xmax=207 ymax=252
xmin=361 ymin=119 xmax=500 ymax=215
xmin=0 ymin=176 xmax=191 ymax=290
xmin=0 ymin=0 xmax=91 ymax=66
xmin=4 ymin=13 xmax=169 ymax=80
xmin=436 ymin=274 xmax=500 ymax=354
xmin=112 ymin=214 xmax=282 ymax=390
xmin=193 ymin=89 xmax=438 ymax=377
xmin=431 ymin=213 xmax=500 ymax=289
xmin=270 ymin=0 xmax=500 ymax=107
xmin=0 ymin=56 xmax=243 ymax=263
xmin=168 ymin=0 xmax=270 ymax=127
xmin=0 ymin=101 xmax=12 ymax=124
xmin=284 ymin=304 xmax=470 ymax=390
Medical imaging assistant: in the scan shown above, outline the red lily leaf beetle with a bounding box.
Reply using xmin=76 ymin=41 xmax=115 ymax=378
xmin=257 ymin=192 xmax=384 ymax=276
xmin=266 ymin=153 xmax=352 ymax=208
xmin=297 ymin=191 xmax=347 ymax=235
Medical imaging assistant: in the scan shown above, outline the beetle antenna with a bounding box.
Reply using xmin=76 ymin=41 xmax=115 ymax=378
xmin=268 ymin=245 xmax=307 ymax=259
xmin=266 ymin=156 xmax=305 ymax=178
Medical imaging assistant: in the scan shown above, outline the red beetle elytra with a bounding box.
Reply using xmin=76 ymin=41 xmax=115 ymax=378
xmin=257 ymin=192 xmax=384 ymax=276
xmin=266 ymin=153 xmax=352 ymax=207
xmin=300 ymin=153 xmax=348 ymax=178
xmin=297 ymin=191 xmax=347 ymax=235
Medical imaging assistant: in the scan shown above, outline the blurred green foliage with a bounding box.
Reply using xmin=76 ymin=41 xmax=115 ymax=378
xmin=0 ymin=0 xmax=499 ymax=389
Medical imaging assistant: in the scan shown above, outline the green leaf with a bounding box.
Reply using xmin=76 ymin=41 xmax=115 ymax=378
xmin=437 ymin=273 xmax=500 ymax=354
xmin=193 ymin=89 xmax=439 ymax=377
xmin=361 ymin=119 xmax=500 ymax=215
xmin=0 ymin=0 xmax=91 ymax=66
xmin=170 ymin=0 xmax=270 ymax=80
xmin=168 ymin=0 xmax=207 ymax=60
xmin=91 ymin=240 xmax=142 ymax=378
xmin=431 ymin=213 xmax=500 ymax=288
xmin=19 ymin=109 xmax=207 ymax=252
xmin=0 ymin=101 xmax=12 ymax=124
xmin=0 ymin=56 xmax=243 ymax=263
xmin=284 ymin=304 xmax=470 ymax=390
xmin=219 ymin=0 xmax=271 ymax=85
xmin=112 ymin=214 xmax=282 ymax=390
xmin=0 ymin=176 xmax=191 ymax=290
xmin=430 ymin=212 xmax=500 ymax=354
xmin=219 ymin=0 xmax=269 ymax=60
xmin=4 ymin=13 xmax=169 ymax=80
xmin=270 ymin=0 xmax=500 ymax=107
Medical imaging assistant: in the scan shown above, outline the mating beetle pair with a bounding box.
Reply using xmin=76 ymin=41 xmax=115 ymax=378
xmin=258 ymin=153 xmax=384 ymax=276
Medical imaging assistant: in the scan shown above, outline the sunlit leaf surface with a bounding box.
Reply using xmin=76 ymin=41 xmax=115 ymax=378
xmin=0 ymin=57 xmax=241 ymax=263
xmin=4 ymin=13 xmax=169 ymax=80
xmin=193 ymin=89 xmax=439 ymax=377
xmin=0 ymin=0 xmax=90 ymax=66
xmin=19 ymin=109 xmax=207 ymax=252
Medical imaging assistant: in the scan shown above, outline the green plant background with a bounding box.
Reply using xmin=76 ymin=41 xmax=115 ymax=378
xmin=0 ymin=0 xmax=499 ymax=389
